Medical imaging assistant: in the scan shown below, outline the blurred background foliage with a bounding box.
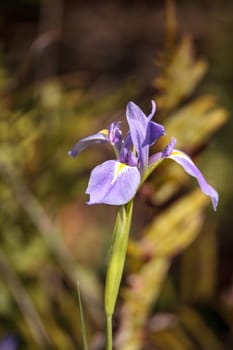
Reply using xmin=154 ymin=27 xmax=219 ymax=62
xmin=0 ymin=0 xmax=232 ymax=349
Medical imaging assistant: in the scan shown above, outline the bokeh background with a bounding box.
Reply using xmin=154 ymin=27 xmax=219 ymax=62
xmin=0 ymin=1 xmax=232 ymax=349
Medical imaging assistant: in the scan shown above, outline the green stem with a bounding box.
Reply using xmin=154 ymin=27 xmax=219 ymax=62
xmin=106 ymin=315 xmax=112 ymax=350
xmin=104 ymin=200 xmax=133 ymax=349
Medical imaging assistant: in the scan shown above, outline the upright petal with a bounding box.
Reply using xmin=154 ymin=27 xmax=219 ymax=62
xmin=147 ymin=100 xmax=156 ymax=120
xmin=68 ymin=131 xmax=108 ymax=157
xmin=86 ymin=160 xmax=140 ymax=205
xmin=126 ymin=101 xmax=164 ymax=171
xmin=144 ymin=120 xmax=165 ymax=147
xmin=168 ymin=150 xmax=219 ymax=211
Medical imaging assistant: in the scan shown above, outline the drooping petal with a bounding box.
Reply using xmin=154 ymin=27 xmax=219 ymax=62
xmin=68 ymin=131 xmax=108 ymax=157
xmin=126 ymin=101 xmax=164 ymax=171
xmin=168 ymin=149 xmax=219 ymax=211
xmin=86 ymin=160 xmax=141 ymax=205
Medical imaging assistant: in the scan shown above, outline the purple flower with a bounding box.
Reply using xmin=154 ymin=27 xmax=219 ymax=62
xmin=69 ymin=101 xmax=218 ymax=210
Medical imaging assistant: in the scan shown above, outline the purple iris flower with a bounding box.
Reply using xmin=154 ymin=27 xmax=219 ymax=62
xmin=69 ymin=101 xmax=218 ymax=210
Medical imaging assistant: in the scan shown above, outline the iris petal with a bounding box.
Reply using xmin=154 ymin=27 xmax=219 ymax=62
xmin=168 ymin=150 xmax=219 ymax=211
xmin=86 ymin=160 xmax=140 ymax=205
xmin=148 ymin=100 xmax=156 ymax=120
xmin=126 ymin=101 xmax=148 ymax=153
xmin=68 ymin=132 xmax=108 ymax=157
xmin=126 ymin=101 xmax=164 ymax=171
xmin=144 ymin=120 xmax=165 ymax=147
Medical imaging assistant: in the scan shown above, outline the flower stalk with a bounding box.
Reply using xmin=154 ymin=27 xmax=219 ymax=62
xmin=105 ymin=200 xmax=133 ymax=349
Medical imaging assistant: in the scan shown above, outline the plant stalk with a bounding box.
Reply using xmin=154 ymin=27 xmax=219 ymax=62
xmin=105 ymin=200 xmax=133 ymax=349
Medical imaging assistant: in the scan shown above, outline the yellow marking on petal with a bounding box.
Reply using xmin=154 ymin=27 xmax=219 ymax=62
xmin=99 ymin=129 xmax=109 ymax=136
xmin=116 ymin=162 xmax=127 ymax=175
xmin=111 ymin=162 xmax=127 ymax=184
xmin=171 ymin=150 xmax=189 ymax=159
